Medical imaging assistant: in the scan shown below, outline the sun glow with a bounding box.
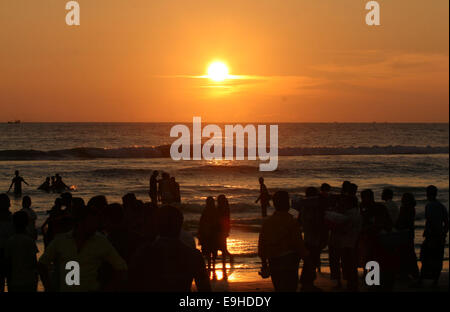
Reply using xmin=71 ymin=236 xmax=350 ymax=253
xmin=207 ymin=61 xmax=230 ymax=82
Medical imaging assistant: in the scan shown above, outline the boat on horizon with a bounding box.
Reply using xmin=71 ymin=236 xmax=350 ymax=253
xmin=7 ymin=120 xmax=21 ymax=124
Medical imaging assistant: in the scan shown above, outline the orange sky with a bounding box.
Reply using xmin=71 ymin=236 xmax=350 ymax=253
xmin=0 ymin=0 xmax=448 ymax=122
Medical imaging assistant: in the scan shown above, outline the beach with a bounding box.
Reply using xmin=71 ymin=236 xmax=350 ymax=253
xmin=1 ymin=122 xmax=449 ymax=290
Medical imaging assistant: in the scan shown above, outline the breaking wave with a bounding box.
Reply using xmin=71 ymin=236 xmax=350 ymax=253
xmin=0 ymin=145 xmax=447 ymax=160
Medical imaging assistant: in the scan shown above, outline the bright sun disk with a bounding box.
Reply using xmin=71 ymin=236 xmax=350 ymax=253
xmin=207 ymin=61 xmax=229 ymax=82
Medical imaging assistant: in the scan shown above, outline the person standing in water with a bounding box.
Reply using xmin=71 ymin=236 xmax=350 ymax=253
xmin=37 ymin=177 xmax=51 ymax=193
xmin=170 ymin=177 xmax=181 ymax=204
xmin=7 ymin=171 xmax=29 ymax=197
xmin=53 ymin=174 xmax=70 ymax=193
xmin=255 ymin=177 xmax=271 ymax=218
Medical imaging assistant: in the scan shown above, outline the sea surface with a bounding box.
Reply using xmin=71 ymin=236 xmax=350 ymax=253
xmin=0 ymin=123 xmax=448 ymax=282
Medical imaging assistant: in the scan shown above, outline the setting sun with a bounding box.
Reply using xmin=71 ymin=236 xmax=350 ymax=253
xmin=207 ymin=61 xmax=229 ymax=82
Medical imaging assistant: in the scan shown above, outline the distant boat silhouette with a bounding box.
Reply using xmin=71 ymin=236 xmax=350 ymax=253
xmin=7 ymin=120 xmax=21 ymax=124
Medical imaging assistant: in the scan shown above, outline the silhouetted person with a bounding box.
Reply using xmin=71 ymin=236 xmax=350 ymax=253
xmin=382 ymin=188 xmax=399 ymax=225
xmin=158 ymin=172 xmax=172 ymax=204
xmin=217 ymin=194 xmax=233 ymax=278
xmin=41 ymin=198 xmax=70 ymax=249
xmin=0 ymin=194 xmax=14 ymax=292
xmin=53 ymin=174 xmax=70 ymax=193
xmin=99 ymin=202 xmax=144 ymax=291
xmin=198 ymin=197 xmax=220 ymax=273
xmin=419 ymin=185 xmax=449 ymax=287
xmin=328 ymin=180 xmax=352 ymax=289
xmin=103 ymin=203 xmax=143 ymax=265
xmin=128 ymin=206 xmax=211 ymax=292
xmin=360 ymin=189 xmax=394 ymax=290
xmin=60 ymin=192 xmax=73 ymax=214
xmin=296 ymin=187 xmax=325 ymax=292
xmin=70 ymin=198 xmax=86 ymax=223
xmin=141 ymin=202 xmax=158 ymax=242
xmin=258 ymin=191 xmax=308 ymax=292
xmin=149 ymin=170 xmax=159 ymax=206
xmin=88 ymin=195 xmax=108 ymax=232
xmin=50 ymin=176 xmax=56 ymax=192
xmin=396 ymin=193 xmax=419 ymax=280
xmin=170 ymin=177 xmax=181 ymax=203
xmin=122 ymin=193 xmax=145 ymax=236
xmin=20 ymin=196 xmax=37 ymax=240
xmin=8 ymin=170 xmax=28 ymax=197
xmin=317 ymin=183 xmax=334 ymax=273
xmin=4 ymin=211 xmax=38 ymax=292
xmin=255 ymin=177 xmax=271 ymax=218
xmin=38 ymin=203 xmax=127 ymax=292
xmin=38 ymin=177 xmax=51 ymax=192
xmin=337 ymin=183 xmax=361 ymax=291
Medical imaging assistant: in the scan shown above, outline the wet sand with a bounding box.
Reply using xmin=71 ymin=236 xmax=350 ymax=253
xmin=220 ymin=270 xmax=450 ymax=292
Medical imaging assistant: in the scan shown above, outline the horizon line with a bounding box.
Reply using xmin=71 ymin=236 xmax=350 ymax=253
xmin=2 ymin=121 xmax=449 ymax=124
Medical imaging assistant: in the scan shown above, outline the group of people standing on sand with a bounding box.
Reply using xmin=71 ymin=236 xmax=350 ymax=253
xmin=0 ymin=187 xmax=211 ymax=292
xmin=0 ymin=167 xmax=448 ymax=293
xmin=257 ymin=181 xmax=449 ymax=292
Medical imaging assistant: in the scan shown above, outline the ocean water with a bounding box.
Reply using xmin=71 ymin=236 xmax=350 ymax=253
xmin=0 ymin=123 xmax=448 ymax=281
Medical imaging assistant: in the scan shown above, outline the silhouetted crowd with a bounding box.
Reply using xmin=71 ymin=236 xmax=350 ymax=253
xmin=149 ymin=170 xmax=181 ymax=206
xmin=36 ymin=174 xmax=71 ymax=194
xmin=0 ymin=190 xmax=212 ymax=292
xmin=258 ymin=181 xmax=449 ymax=292
xmin=0 ymin=169 xmax=448 ymax=292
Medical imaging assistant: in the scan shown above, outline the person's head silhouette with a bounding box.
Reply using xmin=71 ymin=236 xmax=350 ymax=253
xmin=22 ymin=196 xmax=31 ymax=209
xmin=273 ymin=191 xmax=289 ymax=212
xmin=259 ymin=177 xmax=264 ymax=185
xmin=14 ymin=170 xmax=19 ymax=177
xmin=341 ymin=181 xmax=351 ymax=195
xmin=321 ymin=183 xmax=331 ymax=194
xmin=88 ymin=195 xmax=108 ymax=217
xmin=349 ymin=183 xmax=358 ymax=196
xmin=401 ymin=193 xmax=416 ymax=208
xmin=206 ymin=196 xmax=215 ymax=210
xmin=426 ymin=185 xmax=438 ymax=201
xmin=122 ymin=193 xmax=136 ymax=209
xmin=61 ymin=192 xmax=73 ymax=207
xmin=217 ymin=194 xmax=228 ymax=208
xmin=0 ymin=193 xmax=11 ymax=213
xmin=361 ymin=189 xmax=375 ymax=205
xmin=382 ymin=188 xmax=394 ymax=201
xmin=76 ymin=206 xmax=99 ymax=237
xmin=305 ymin=187 xmax=318 ymax=197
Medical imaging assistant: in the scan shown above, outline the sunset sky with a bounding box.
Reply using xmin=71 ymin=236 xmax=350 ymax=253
xmin=0 ymin=0 xmax=448 ymax=122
